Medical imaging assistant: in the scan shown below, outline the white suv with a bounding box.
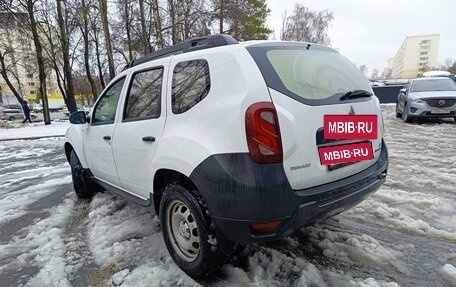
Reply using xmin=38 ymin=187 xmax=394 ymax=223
xmin=65 ymin=35 xmax=388 ymax=277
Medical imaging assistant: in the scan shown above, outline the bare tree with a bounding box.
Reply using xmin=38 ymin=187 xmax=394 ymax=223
xmin=99 ymin=0 xmax=115 ymax=80
xmin=358 ymin=64 xmax=368 ymax=77
xmin=281 ymin=4 xmax=333 ymax=45
xmin=56 ymin=0 xmax=77 ymax=113
xmin=151 ymin=0 xmax=164 ymax=49
xmin=138 ymin=0 xmax=151 ymax=54
xmin=381 ymin=67 xmax=392 ymax=79
xmin=439 ymin=58 xmax=456 ymax=74
xmin=0 ymin=50 xmax=24 ymax=104
xmin=370 ymin=68 xmax=380 ymax=80
xmin=26 ymin=0 xmax=51 ymax=124
xmin=77 ymin=0 xmax=98 ymax=98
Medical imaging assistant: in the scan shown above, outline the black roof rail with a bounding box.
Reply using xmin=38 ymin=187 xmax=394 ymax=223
xmin=123 ymin=34 xmax=239 ymax=70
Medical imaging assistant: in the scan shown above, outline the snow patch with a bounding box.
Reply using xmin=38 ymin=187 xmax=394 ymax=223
xmin=345 ymin=198 xmax=456 ymax=241
xmin=307 ymin=226 xmax=404 ymax=271
xmin=441 ymin=264 xmax=456 ymax=285
xmin=222 ymin=246 xmax=398 ymax=287
xmin=0 ymin=175 xmax=72 ymax=224
xmin=0 ymin=121 xmax=69 ymax=140
xmin=87 ymin=194 xmax=199 ymax=286
xmin=0 ymin=196 xmax=75 ymax=286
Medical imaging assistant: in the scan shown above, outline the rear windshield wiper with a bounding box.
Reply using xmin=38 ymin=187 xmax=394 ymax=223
xmin=339 ymin=90 xmax=373 ymax=101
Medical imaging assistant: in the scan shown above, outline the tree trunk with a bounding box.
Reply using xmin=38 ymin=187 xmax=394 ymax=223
xmin=233 ymin=0 xmax=238 ymax=38
xmin=81 ymin=0 xmax=98 ymax=98
xmin=169 ymin=0 xmax=177 ymax=44
xmin=219 ymin=0 xmax=223 ymax=33
xmin=56 ymin=0 xmax=77 ymax=113
xmin=26 ymin=0 xmax=51 ymax=125
xmin=94 ymin=29 xmax=106 ymax=90
xmin=138 ymin=0 xmax=150 ymax=54
xmin=124 ymin=0 xmax=133 ymax=61
xmin=99 ymin=0 xmax=115 ymax=80
xmin=151 ymin=0 xmax=164 ymax=49
xmin=0 ymin=51 xmax=24 ymax=105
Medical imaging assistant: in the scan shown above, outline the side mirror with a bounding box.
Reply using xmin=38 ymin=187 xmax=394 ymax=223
xmin=69 ymin=111 xmax=87 ymax=124
xmin=399 ymin=88 xmax=407 ymax=94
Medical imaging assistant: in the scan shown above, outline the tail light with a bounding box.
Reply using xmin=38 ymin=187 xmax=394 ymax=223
xmin=250 ymin=220 xmax=282 ymax=234
xmin=245 ymin=102 xmax=283 ymax=164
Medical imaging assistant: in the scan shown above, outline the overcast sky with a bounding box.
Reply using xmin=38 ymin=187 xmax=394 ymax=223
xmin=265 ymin=0 xmax=456 ymax=75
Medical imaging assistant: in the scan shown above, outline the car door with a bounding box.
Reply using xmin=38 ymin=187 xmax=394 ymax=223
xmin=84 ymin=77 xmax=126 ymax=187
xmin=112 ymin=63 xmax=167 ymax=199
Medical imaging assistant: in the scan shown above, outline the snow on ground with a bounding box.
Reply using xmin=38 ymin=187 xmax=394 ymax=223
xmin=0 ymin=120 xmax=69 ymax=140
xmin=0 ymin=105 xmax=455 ymax=286
xmin=441 ymin=264 xmax=456 ymax=285
xmin=0 ymin=138 xmax=70 ymax=224
xmin=85 ymin=194 xmax=398 ymax=287
xmin=343 ymin=106 xmax=456 ymax=243
xmin=0 ymin=196 xmax=76 ymax=287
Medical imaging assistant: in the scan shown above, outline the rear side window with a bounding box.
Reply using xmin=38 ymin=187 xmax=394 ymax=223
xmin=172 ymin=59 xmax=210 ymax=114
xmin=248 ymin=46 xmax=371 ymax=106
xmin=124 ymin=67 xmax=163 ymax=121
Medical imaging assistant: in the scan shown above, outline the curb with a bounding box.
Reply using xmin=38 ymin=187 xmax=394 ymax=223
xmin=0 ymin=135 xmax=65 ymax=142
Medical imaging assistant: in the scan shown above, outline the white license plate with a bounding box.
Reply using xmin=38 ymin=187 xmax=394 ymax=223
xmin=430 ymin=110 xmax=450 ymax=114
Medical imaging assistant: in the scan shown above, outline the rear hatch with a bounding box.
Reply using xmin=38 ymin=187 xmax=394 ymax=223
xmin=247 ymin=43 xmax=384 ymax=190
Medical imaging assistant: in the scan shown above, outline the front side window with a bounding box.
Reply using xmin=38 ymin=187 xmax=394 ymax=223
xmin=172 ymin=60 xmax=210 ymax=114
xmin=411 ymin=79 xmax=456 ymax=92
xmin=124 ymin=68 xmax=163 ymax=121
xmin=92 ymin=78 xmax=125 ymax=125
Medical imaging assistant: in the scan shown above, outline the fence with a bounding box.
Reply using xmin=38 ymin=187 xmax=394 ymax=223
xmin=372 ymin=85 xmax=404 ymax=104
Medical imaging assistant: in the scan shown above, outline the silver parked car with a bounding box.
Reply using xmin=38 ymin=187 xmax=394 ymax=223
xmin=0 ymin=107 xmax=37 ymax=121
xmin=396 ymin=77 xmax=456 ymax=123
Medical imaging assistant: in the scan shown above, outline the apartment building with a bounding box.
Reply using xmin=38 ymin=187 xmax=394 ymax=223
xmin=387 ymin=34 xmax=440 ymax=79
xmin=0 ymin=12 xmax=62 ymax=107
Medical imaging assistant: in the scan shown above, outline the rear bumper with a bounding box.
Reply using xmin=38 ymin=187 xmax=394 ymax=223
xmin=190 ymin=141 xmax=388 ymax=244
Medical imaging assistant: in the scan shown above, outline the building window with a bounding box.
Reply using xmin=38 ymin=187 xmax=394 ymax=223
xmin=420 ymin=52 xmax=428 ymax=55
xmin=420 ymin=57 xmax=429 ymax=61
xmin=30 ymin=90 xmax=36 ymax=95
xmin=28 ymin=82 xmax=35 ymax=87
xmin=420 ymin=40 xmax=430 ymax=45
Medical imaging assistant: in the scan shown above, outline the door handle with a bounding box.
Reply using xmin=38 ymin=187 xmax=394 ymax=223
xmin=103 ymin=135 xmax=111 ymax=141
xmin=142 ymin=136 xmax=155 ymax=142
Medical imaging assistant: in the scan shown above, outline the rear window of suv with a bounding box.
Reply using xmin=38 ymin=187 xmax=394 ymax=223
xmin=248 ymin=45 xmax=371 ymax=105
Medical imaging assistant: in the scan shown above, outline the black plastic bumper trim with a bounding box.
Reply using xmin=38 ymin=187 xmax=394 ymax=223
xmin=190 ymin=140 xmax=388 ymax=243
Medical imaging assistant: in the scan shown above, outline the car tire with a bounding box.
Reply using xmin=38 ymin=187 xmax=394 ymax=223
xmin=159 ymin=184 xmax=234 ymax=277
xmin=395 ymin=102 xmax=402 ymax=118
xmin=69 ymin=150 xmax=103 ymax=198
xmin=402 ymin=103 xmax=412 ymax=123
xmin=8 ymin=116 xmax=15 ymax=121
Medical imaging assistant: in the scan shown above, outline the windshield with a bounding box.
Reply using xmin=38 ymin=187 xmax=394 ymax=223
xmin=249 ymin=47 xmax=371 ymax=105
xmin=411 ymin=79 xmax=456 ymax=92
